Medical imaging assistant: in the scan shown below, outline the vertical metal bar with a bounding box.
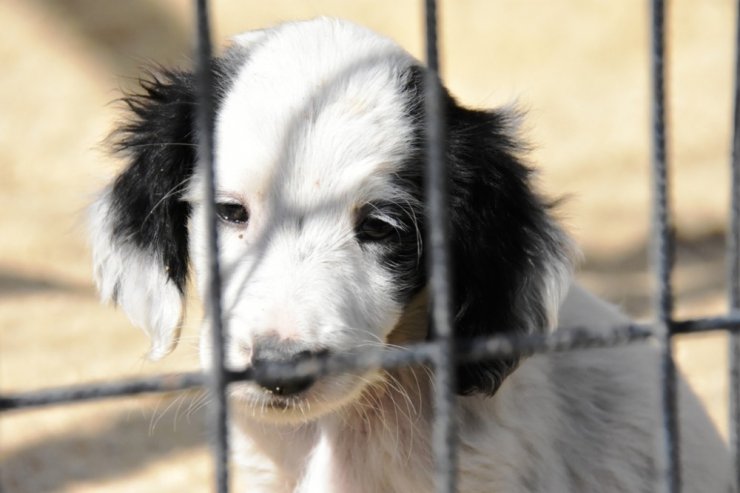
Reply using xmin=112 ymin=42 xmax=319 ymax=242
xmin=649 ymin=1 xmax=681 ymax=492
xmin=729 ymin=1 xmax=740 ymax=489
xmin=193 ymin=1 xmax=229 ymax=492
xmin=422 ymin=1 xmax=457 ymax=493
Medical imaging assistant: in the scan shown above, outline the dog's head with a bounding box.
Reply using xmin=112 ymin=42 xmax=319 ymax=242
xmin=90 ymin=18 xmax=573 ymax=422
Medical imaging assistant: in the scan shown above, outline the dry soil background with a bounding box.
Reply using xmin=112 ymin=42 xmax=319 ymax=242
xmin=0 ymin=1 xmax=736 ymax=492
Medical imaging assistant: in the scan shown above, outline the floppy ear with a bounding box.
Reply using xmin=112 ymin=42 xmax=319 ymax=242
xmin=398 ymin=67 xmax=574 ymax=394
xmin=445 ymin=102 xmax=575 ymax=395
xmin=89 ymin=67 xmax=199 ymax=359
xmin=90 ymin=54 xmax=241 ymax=359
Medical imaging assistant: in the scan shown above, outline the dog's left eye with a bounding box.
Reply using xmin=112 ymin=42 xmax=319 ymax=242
xmin=357 ymin=216 xmax=396 ymax=242
xmin=216 ymin=203 xmax=249 ymax=224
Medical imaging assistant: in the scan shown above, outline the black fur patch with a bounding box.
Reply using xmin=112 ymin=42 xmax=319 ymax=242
xmin=109 ymin=52 xmax=244 ymax=293
xmin=397 ymin=65 xmax=569 ymax=395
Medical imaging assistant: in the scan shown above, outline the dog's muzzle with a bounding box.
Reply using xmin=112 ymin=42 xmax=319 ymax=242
xmin=250 ymin=334 xmax=327 ymax=397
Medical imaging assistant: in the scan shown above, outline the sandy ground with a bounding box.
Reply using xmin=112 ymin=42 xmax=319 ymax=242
xmin=0 ymin=1 xmax=737 ymax=491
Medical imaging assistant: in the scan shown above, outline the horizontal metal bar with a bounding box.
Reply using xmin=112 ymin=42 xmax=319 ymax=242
xmin=0 ymin=324 xmax=654 ymax=413
xmin=0 ymin=372 xmax=205 ymax=412
xmin=9 ymin=315 xmax=740 ymax=415
xmin=672 ymin=316 xmax=740 ymax=334
xmin=243 ymin=323 xmax=650 ymax=384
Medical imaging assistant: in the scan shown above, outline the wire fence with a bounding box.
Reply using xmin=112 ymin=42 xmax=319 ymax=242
xmin=2 ymin=1 xmax=740 ymax=493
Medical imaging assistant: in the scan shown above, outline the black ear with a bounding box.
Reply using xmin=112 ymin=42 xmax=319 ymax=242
xmin=399 ymin=66 xmax=574 ymax=394
xmin=445 ymin=102 xmax=574 ymax=395
xmin=89 ymin=57 xmax=238 ymax=359
xmin=113 ymin=68 xmax=200 ymax=289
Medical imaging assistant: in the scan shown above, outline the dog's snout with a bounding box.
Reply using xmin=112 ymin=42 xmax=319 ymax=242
xmin=251 ymin=335 xmax=324 ymax=396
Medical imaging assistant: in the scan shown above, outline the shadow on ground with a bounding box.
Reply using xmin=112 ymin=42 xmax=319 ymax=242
xmin=29 ymin=0 xmax=192 ymax=85
xmin=580 ymin=230 xmax=727 ymax=318
xmin=1 ymin=392 xmax=208 ymax=493
xmin=0 ymin=268 xmax=93 ymax=297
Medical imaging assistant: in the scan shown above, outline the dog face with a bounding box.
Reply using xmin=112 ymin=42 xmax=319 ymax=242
xmin=90 ymin=18 xmax=573 ymax=423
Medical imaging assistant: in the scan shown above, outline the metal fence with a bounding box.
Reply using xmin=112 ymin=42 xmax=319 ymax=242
xmin=2 ymin=1 xmax=740 ymax=492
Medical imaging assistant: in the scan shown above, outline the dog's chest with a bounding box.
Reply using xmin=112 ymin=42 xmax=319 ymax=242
xmin=291 ymin=375 xmax=434 ymax=493
xmin=296 ymin=418 xmax=433 ymax=493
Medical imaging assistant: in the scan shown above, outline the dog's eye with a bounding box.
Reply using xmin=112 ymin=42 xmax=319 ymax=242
xmin=357 ymin=216 xmax=396 ymax=242
xmin=216 ymin=203 xmax=249 ymax=225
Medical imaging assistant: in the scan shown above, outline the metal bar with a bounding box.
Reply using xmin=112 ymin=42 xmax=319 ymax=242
xmin=422 ymin=1 xmax=457 ymax=492
xmin=232 ymin=323 xmax=653 ymax=385
xmin=18 ymin=313 xmax=740 ymax=412
xmin=729 ymin=1 xmax=740 ymax=488
xmin=0 ymin=324 xmax=653 ymax=413
xmin=193 ymin=1 xmax=229 ymax=492
xmin=0 ymin=373 xmax=205 ymax=411
xmin=11 ymin=312 xmax=740 ymax=414
xmin=672 ymin=316 xmax=740 ymax=334
xmin=649 ymin=0 xmax=681 ymax=491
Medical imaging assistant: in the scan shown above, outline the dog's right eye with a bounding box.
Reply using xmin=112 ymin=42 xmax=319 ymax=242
xmin=357 ymin=216 xmax=396 ymax=242
xmin=216 ymin=203 xmax=249 ymax=225
xmin=355 ymin=203 xmax=402 ymax=243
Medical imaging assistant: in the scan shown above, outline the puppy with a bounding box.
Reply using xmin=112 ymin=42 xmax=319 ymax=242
xmin=90 ymin=17 xmax=735 ymax=492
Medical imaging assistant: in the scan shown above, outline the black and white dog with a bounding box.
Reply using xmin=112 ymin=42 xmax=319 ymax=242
xmin=90 ymin=18 xmax=734 ymax=492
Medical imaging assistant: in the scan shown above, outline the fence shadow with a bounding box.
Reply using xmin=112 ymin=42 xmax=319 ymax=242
xmin=0 ymin=268 xmax=93 ymax=297
xmin=580 ymin=230 xmax=727 ymax=318
xmin=1 ymin=392 xmax=208 ymax=493
xmin=28 ymin=0 xmax=192 ymax=85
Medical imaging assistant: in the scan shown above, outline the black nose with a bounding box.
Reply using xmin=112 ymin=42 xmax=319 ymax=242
xmin=251 ymin=335 xmax=324 ymax=396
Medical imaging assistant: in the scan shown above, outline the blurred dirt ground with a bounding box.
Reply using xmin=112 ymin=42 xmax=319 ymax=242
xmin=0 ymin=1 xmax=737 ymax=491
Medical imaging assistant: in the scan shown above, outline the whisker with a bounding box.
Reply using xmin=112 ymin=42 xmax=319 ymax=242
xmin=142 ymin=178 xmax=192 ymax=225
